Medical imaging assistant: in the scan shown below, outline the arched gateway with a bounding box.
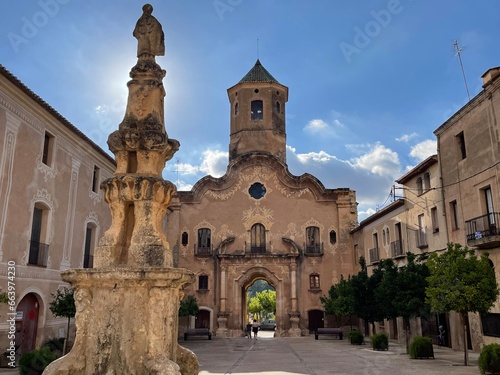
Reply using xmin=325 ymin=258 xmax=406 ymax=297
xmin=167 ymin=59 xmax=358 ymax=337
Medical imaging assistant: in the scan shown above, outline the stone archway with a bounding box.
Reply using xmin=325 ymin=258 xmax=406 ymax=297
xmin=234 ymin=266 xmax=283 ymax=336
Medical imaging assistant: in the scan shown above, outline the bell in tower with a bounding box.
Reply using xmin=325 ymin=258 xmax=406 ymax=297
xmin=227 ymin=59 xmax=289 ymax=165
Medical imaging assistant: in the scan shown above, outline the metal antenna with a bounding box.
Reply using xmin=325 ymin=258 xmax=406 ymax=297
xmin=171 ymin=158 xmax=180 ymax=188
xmin=453 ymin=40 xmax=471 ymax=101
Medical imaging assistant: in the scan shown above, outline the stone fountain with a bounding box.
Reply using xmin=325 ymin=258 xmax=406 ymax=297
xmin=43 ymin=4 xmax=198 ymax=374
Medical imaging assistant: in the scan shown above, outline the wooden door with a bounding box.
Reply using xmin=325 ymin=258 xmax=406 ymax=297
xmin=195 ymin=310 xmax=210 ymax=329
xmin=308 ymin=310 xmax=324 ymax=333
xmin=17 ymin=293 xmax=39 ymax=355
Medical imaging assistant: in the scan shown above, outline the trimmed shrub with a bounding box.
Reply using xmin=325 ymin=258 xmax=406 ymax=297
xmin=371 ymin=333 xmax=388 ymax=351
xmin=479 ymin=343 xmax=500 ymax=375
xmin=19 ymin=347 xmax=56 ymax=375
xmin=348 ymin=329 xmax=364 ymax=345
xmin=408 ymin=336 xmax=434 ymax=359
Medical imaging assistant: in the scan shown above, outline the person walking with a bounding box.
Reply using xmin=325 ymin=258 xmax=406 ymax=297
xmin=252 ymin=320 xmax=260 ymax=339
xmin=245 ymin=322 xmax=252 ymax=339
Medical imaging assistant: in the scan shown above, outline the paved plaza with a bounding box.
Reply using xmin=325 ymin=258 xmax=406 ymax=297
xmin=0 ymin=333 xmax=480 ymax=374
xmin=182 ymin=332 xmax=480 ymax=375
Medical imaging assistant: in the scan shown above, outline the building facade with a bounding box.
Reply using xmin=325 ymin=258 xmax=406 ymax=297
xmin=167 ymin=60 xmax=358 ymax=337
xmin=434 ymin=67 xmax=500 ymax=350
xmin=0 ymin=65 xmax=115 ymax=355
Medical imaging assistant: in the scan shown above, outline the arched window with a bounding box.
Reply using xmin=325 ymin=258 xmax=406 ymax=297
xmin=29 ymin=203 xmax=50 ymax=267
xmin=305 ymin=226 xmax=321 ymax=254
xmin=197 ymin=228 xmax=211 ymax=255
xmin=181 ymin=232 xmax=188 ymax=247
xmin=416 ymin=177 xmax=423 ymax=195
xmin=275 ymin=101 xmax=280 ymax=114
xmin=309 ymin=273 xmax=320 ymax=289
xmin=329 ymin=230 xmax=336 ymax=245
xmin=424 ymin=172 xmax=431 ymax=191
xmin=83 ymin=223 xmax=96 ymax=268
xmin=250 ymin=223 xmax=266 ymax=253
xmin=234 ymin=102 xmax=239 ymax=116
xmin=251 ymin=100 xmax=263 ymax=121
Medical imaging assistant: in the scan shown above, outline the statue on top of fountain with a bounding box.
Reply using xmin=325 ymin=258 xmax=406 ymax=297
xmin=133 ymin=4 xmax=165 ymax=58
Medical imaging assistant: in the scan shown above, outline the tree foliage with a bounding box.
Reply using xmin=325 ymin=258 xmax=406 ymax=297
xmin=247 ymin=290 xmax=276 ymax=319
xmin=321 ymin=275 xmax=355 ymax=317
xmin=321 ymin=254 xmax=430 ymax=338
xmin=375 ymin=253 xmax=429 ymax=322
xmin=49 ymin=287 xmax=75 ymax=355
xmin=179 ymin=295 xmax=199 ymax=317
xmin=426 ymin=243 xmax=499 ymax=315
xmin=49 ymin=287 xmax=75 ymax=319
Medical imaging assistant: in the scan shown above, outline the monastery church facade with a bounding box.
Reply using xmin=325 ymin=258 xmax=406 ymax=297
xmin=167 ymin=60 xmax=358 ymax=336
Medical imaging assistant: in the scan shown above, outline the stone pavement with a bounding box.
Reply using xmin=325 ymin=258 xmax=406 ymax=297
xmin=0 ymin=335 xmax=481 ymax=374
xmin=182 ymin=334 xmax=480 ymax=375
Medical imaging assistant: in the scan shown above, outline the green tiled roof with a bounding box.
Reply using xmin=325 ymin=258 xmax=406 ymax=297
xmin=239 ymin=59 xmax=279 ymax=83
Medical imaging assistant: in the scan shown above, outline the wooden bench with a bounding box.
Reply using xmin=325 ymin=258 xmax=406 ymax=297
xmin=315 ymin=328 xmax=343 ymax=340
xmin=184 ymin=328 xmax=212 ymax=340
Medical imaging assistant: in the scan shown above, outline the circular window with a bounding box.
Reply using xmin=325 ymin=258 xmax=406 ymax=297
xmin=249 ymin=182 xmax=266 ymax=199
xmin=254 ymin=89 xmax=259 ymax=93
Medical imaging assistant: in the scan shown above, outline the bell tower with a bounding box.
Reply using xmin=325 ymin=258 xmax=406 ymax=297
xmin=227 ymin=59 xmax=289 ymax=164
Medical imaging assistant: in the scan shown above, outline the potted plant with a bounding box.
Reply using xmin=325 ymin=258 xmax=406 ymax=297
xmin=348 ymin=329 xmax=364 ymax=345
xmin=408 ymin=336 xmax=434 ymax=359
xmin=479 ymin=343 xmax=500 ymax=375
xmin=371 ymin=333 xmax=388 ymax=351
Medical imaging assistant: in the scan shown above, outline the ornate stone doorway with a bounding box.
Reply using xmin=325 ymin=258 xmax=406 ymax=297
xmin=234 ymin=266 xmax=283 ymax=335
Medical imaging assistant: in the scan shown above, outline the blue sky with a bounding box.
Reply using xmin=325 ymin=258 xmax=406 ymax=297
xmin=2 ymin=1 xmax=500 ymax=220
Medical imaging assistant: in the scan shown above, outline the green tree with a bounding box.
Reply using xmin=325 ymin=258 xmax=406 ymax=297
xmin=351 ymin=257 xmax=384 ymax=335
xmin=0 ymin=290 xmax=7 ymax=304
xmin=320 ymin=275 xmax=355 ymax=329
xmin=426 ymin=243 xmax=499 ymax=365
xmin=375 ymin=253 xmax=429 ymax=350
xmin=257 ymin=289 xmax=276 ymax=317
xmin=49 ymin=287 xmax=75 ymax=355
xmin=179 ymin=295 xmax=199 ymax=317
xmin=247 ymin=295 xmax=262 ymax=320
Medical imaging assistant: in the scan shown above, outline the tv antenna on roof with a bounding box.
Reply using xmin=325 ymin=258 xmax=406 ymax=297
xmin=453 ymin=40 xmax=471 ymax=101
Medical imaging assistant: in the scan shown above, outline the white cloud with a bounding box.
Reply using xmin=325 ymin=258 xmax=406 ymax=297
xmin=351 ymin=143 xmax=401 ymax=178
xmin=286 ymin=143 xmax=402 ymax=221
xmin=409 ymin=139 xmax=437 ymax=161
xmin=199 ymin=149 xmax=228 ymax=177
xmin=304 ymin=119 xmax=329 ymax=132
xmin=296 ymin=150 xmax=337 ymax=164
xmin=303 ymin=118 xmax=344 ymax=137
xmin=396 ymin=132 xmax=418 ymax=142
xmin=176 ymin=180 xmax=193 ymax=191
xmin=177 ymin=162 xmax=199 ymax=175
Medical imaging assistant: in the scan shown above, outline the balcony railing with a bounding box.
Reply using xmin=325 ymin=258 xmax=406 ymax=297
xmin=28 ymin=241 xmax=49 ymax=267
xmin=194 ymin=244 xmax=213 ymax=256
xmin=390 ymin=240 xmax=404 ymax=258
xmin=465 ymin=212 xmax=500 ymax=248
xmin=83 ymin=254 xmax=94 ymax=268
xmin=416 ymin=231 xmax=428 ymax=248
xmin=245 ymin=242 xmax=271 ymax=254
xmin=369 ymin=247 xmax=379 ymax=264
xmin=303 ymin=242 xmax=324 ymax=256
